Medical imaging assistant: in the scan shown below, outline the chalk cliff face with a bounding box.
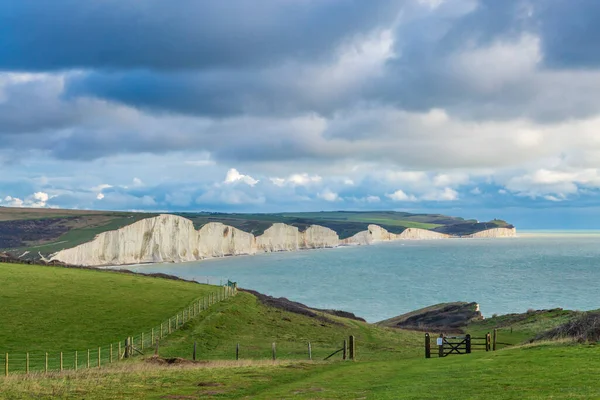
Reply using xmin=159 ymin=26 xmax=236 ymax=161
xmin=256 ymin=223 xmax=300 ymax=252
xmin=197 ymin=222 xmax=256 ymax=257
xmin=51 ymin=214 xmax=202 ymax=266
xmin=398 ymin=228 xmax=450 ymax=240
xmin=51 ymin=215 xmax=344 ymax=266
xmin=464 ymin=227 xmax=517 ymax=238
xmin=341 ymin=230 xmax=372 ymax=246
xmin=301 ymin=225 xmax=339 ymax=248
xmin=50 ymin=214 xmax=517 ymax=266
xmin=342 ymin=225 xmax=449 ymax=245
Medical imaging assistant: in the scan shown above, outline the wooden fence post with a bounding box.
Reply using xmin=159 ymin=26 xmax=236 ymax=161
xmin=308 ymin=342 xmax=312 ymax=361
xmin=161 ymin=323 xmax=164 ymax=338
xmin=60 ymin=352 xmax=63 ymax=372
xmin=342 ymin=340 xmax=347 ymax=360
xmin=169 ymin=318 xmax=172 ymax=334
xmin=272 ymin=343 xmax=276 ymax=361
xmin=438 ymin=334 xmax=444 ymax=358
xmin=98 ymin=347 xmax=101 ymax=367
xmin=236 ymin=343 xmax=240 ymax=360
xmin=493 ymin=329 xmax=497 ymax=351
xmin=110 ymin=344 xmax=113 ymax=363
xmin=349 ymin=335 xmax=355 ymax=361
xmin=124 ymin=338 xmax=129 ymax=359
xmin=486 ymin=333 xmax=491 ymax=352
xmin=176 ymin=314 xmax=179 ymax=329
xmin=193 ymin=342 xmax=197 ymax=361
xmin=75 ymin=351 xmax=78 ymax=371
xmin=466 ymin=334 xmax=471 ymax=354
xmin=5 ymin=353 xmax=7 ymax=377
xmin=425 ymin=333 xmax=431 ymax=358
xmin=87 ymin=349 xmax=90 ymax=367
xmin=26 ymin=353 xmax=29 ymax=374
xmin=141 ymin=333 xmax=144 ymax=350
xmin=45 ymin=352 xmax=49 ymax=373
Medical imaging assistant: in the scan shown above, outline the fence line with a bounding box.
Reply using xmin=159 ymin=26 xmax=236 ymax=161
xmin=3 ymin=285 xmax=237 ymax=376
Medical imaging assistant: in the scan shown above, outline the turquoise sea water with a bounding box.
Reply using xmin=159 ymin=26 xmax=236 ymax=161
xmin=124 ymin=233 xmax=600 ymax=322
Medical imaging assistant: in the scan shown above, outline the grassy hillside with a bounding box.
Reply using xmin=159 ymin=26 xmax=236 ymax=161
xmin=0 ymin=207 xmax=515 ymax=259
xmin=3 ymin=343 xmax=599 ymax=399
xmin=151 ymin=291 xmax=422 ymax=362
xmin=0 ymin=208 xmax=155 ymax=256
xmin=0 ymin=262 xmax=214 ymax=353
xmin=467 ymin=308 xmax=580 ymax=348
xmin=1 ymin=261 xmax=597 ymax=399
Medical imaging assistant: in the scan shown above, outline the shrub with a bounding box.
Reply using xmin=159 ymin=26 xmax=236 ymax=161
xmin=534 ymin=312 xmax=600 ymax=343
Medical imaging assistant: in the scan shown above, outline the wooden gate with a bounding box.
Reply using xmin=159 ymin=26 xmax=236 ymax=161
xmin=425 ymin=332 xmax=493 ymax=358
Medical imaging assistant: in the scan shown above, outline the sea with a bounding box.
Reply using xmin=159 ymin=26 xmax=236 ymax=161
xmin=121 ymin=231 xmax=600 ymax=323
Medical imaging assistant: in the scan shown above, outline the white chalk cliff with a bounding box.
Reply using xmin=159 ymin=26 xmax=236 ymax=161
xmin=342 ymin=224 xmax=450 ymax=245
xmin=50 ymin=214 xmax=516 ymax=266
xmin=464 ymin=227 xmax=517 ymax=238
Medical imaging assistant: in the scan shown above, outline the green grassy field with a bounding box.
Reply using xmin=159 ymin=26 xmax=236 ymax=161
xmin=468 ymin=308 xmax=580 ymax=348
xmin=152 ymin=291 xmax=423 ymax=362
xmin=1 ymin=260 xmax=595 ymax=399
xmin=0 ymin=263 xmax=215 ymax=353
xmin=3 ymin=343 xmax=599 ymax=399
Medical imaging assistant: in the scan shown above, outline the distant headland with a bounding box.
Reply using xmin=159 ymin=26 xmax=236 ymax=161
xmin=0 ymin=208 xmax=516 ymax=267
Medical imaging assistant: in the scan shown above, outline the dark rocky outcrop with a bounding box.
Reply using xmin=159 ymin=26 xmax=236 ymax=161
xmin=378 ymin=302 xmax=482 ymax=332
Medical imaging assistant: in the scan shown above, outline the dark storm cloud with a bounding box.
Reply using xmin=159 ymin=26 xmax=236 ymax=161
xmin=57 ymin=0 xmax=600 ymax=123
xmin=538 ymin=0 xmax=600 ymax=69
xmin=0 ymin=0 xmax=402 ymax=71
xmin=66 ymin=69 xmax=304 ymax=118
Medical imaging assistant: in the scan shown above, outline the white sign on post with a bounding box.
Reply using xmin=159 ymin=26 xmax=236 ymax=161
xmin=436 ymin=337 xmax=443 ymax=346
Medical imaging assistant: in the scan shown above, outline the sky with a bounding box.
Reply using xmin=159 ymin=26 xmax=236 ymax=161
xmin=1 ymin=0 xmax=600 ymax=229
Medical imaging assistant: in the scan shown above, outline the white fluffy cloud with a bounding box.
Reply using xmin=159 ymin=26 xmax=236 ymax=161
xmin=318 ymin=189 xmax=340 ymax=202
xmin=5 ymin=1 xmax=600 ymax=223
xmin=224 ymin=168 xmax=259 ymax=187
xmin=386 ymin=190 xmax=417 ymax=202
xmin=505 ymin=168 xmax=600 ymax=198
xmin=386 ymin=187 xmax=458 ymax=202
xmin=270 ymin=173 xmax=322 ymax=187
xmin=1 ymin=192 xmax=51 ymax=208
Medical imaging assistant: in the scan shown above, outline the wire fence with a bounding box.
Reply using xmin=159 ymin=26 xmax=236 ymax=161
xmin=3 ymin=285 xmax=237 ymax=376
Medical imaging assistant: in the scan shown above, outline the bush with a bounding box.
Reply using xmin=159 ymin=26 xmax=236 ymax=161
xmin=534 ymin=312 xmax=600 ymax=343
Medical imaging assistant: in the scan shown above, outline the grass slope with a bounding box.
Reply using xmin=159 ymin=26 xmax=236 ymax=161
xmin=154 ymin=291 xmax=423 ymax=362
xmin=0 ymin=263 xmax=214 ymax=353
xmin=3 ymin=343 xmax=600 ymax=399
xmin=0 ymin=262 xmax=597 ymax=399
xmin=468 ymin=308 xmax=580 ymax=348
